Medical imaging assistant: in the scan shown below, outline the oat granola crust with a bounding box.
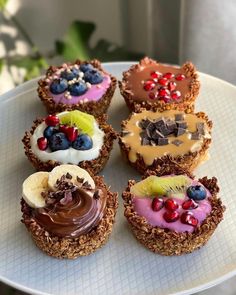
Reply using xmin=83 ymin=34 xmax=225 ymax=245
xmin=122 ymin=165 xmax=225 ymax=256
xmin=21 ymin=175 xmax=118 ymax=259
xmin=38 ymin=59 xmax=117 ymax=117
xmin=119 ymin=57 xmax=200 ymax=113
xmin=22 ymin=115 xmax=117 ymax=175
xmin=119 ymin=110 xmax=212 ymax=174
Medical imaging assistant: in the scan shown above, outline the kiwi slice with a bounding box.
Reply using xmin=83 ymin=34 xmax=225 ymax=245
xmin=130 ymin=175 xmax=191 ymax=199
xmin=59 ymin=110 xmax=95 ymax=136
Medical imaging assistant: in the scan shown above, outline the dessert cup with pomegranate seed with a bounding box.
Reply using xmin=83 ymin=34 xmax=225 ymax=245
xmin=22 ymin=110 xmax=117 ymax=175
xmin=122 ymin=164 xmax=225 ymax=256
xmin=21 ymin=165 xmax=118 ymax=259
xmin=38 ymin=59 xmax=117 ymax=117
xmin=119 ymin=108 xmax=212 ymax=174
xmin=119 ymin=57 xmax=200 ymax=113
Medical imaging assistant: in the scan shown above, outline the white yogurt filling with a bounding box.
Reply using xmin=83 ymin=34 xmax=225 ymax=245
xmin=30 ymin=121 xmax=104 ymax=164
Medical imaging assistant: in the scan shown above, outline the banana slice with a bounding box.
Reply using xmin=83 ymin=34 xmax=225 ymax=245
xmin=48 ymin=164 xmax=95 ymax=191
xmin=22 ymin=172 xmax=49 ymax=208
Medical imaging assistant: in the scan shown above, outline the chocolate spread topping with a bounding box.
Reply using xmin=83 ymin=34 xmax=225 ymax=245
xmin=33 ymin=182 xmax=106 ymax=238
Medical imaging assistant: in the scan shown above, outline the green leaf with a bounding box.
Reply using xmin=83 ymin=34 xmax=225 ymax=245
xmin=55 ymin=21 xmax=95 ymax=61
xmin=0 ymin=0 xmax=7 ymax=11
xmin=8 ymin=55 xmax=48 ymax=81
xmin=55 ymin=20 xmax=144 ymax=62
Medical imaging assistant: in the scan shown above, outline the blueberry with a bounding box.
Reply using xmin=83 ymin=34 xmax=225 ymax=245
xmin=187 ymin=185 xmax=207 ymax=201
xmin=48 ymin=132 xmax=70 ymax=151
xmin=80 ymin=63 xmax=94 ymax=73
xmin=72 ymin=134 xmax=93 ymax=150
xmin=50 ymin=78 xmax=68 ymax=94
xmin=61 ymin=67 xmax=79 ymax=81
xmin=68 ymin=81 xmax=87 ymax=96
xmin=43 ymin=126 xmax=57 ymax=139
xmin=84 ymin=69 xmax=103 ymax=84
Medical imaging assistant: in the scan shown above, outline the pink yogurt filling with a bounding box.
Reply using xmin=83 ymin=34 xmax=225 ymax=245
xmin=132 ymin=181 xmax=212 ymax=233
xmin=48 ymin=75 xmax=111 ymax=105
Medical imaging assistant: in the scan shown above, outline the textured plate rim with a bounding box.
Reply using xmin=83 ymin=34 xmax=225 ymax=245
xmin=0 ymin=61 xmax=236 ymax=295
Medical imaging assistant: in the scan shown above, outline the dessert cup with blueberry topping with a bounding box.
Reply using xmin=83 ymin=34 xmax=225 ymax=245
xmin=22 ymin=110 xmax=116 ymax=174
xmin=119 ymin=109 xmax=212 ymax=174
xmin=38 ymin=59 xmax=117 ymax=117
xmin=119 ymin=57 xmax=200 ymax=113
xmin=21 ymin=165 xmax=118 ymax=259
xmin=122 ymin=164 xmax=225 ymax=255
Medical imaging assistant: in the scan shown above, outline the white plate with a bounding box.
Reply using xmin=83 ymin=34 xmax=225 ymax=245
xmin=0 ymin=62 xmax=236 ymax=295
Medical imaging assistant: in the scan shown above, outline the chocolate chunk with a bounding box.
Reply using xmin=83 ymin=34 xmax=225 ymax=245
xmin=141 ymin=137 xmax=150 ymax=145
xmin=152 ymin=129 xmax=165 ymax=139
xmin=175 ymin=127 xmax=186 ymax=137
xmin=154 ymin=118 xmax=165 ymax=128
xmin=166 ymin=120 xmax=177 ymax=134
xmin=175 ymin=113 xmax=184 ymax=121
xmin=93 ymin=190 xmax=100 ymax=199
xmin=159 ymin=124 xmax=170 ymax=136
xmin=196 ymin=122 xmax=205 ymax=135
xmin=76 ymin=176 xmax=84 ymax=183
xmin=158 ymin=137 xmax=169 ymax=146
xmin=191 ymin=132 xmax=200 ymax=140
xmin=139 ymin=119 xmax=150 ymax=129
xmin=176 ymin=121 xmax=187 ymax=129
xmin=172 ymin=139 xmax=183 ymax=146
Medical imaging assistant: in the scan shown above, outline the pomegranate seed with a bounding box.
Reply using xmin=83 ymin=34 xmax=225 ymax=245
xmin=182 ymin=199 xmax=198 ymax=210
xmin=59 ymin=124 xmax=69 ymax=133
xmin=149 ymin=92 xmax=157 ymax=99
xmin=163 ymin=72 xmax=174 ymax=79
xmin=175 ymin=74 xmax=186 ymax=81
xmin=163 ymin=211 xmax=179 ymax=223
xmin=158 ymin=78 xmax=168 ymax=86
xmin=181 ymin=211 xmax=198 ymax=227
xmin=65 ymin=127 xmax=78 ymax=142
xmin=171 ymin=90 xmax=181 ymax=99
xmin=165 ymin=199 xmax=179 ymax=211
xmin=158 ymin=95 xmax=170 ymax=103
xmin=37 ymin=137 xmax=48 ymax=150
xmin=45 ymin=115 xmax=60 ymax=127
xmin=143 ymin=80 xmax=155 ymax=91
xmin=158 ymin=88 xmax=170 ymax=97
xmin=168 ymin=81 xmax=177 ymax=91
xmin=150 ymin=71 xmax=161 ymax=79
xmin=151 ymin=197 xmax=164 ymax=212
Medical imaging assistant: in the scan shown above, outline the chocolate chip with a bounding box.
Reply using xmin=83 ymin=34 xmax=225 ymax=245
xmin=175 ymin=113 xmax=184 ymax=121
xmin=93 ymin=190 xmax=100 ymax=199
xmin=158 ymin=137 xmax=169 ymax=145
xmin=172 ymin=139 xmax=183 ymax=146
xmin=176 ymin=121 xmax=187 ymax=129
xmin=154 ymin=118 xmax=165 ymax=128
xmin=65 ymin=172 xmax=72 ymax=179
xmin=175 ymin=127 xmax=186 ymax=137
xmin=76 ymin=176 xmax=84 ymax=183
xmin=196 ymin=122 xmax=205 ymax=135
xmin=191 ymin=132 xmax=200 ymax=140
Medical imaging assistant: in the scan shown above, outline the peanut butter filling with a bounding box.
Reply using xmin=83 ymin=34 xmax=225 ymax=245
xmin=121 ymin=110 xmax=211 ymax=166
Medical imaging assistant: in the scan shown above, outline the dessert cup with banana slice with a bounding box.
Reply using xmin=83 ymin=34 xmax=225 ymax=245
xmin=22 ymin=110 xmax=116 ymax=174
xmin=122 ymin=164 xmax=225 ymax=256
xmin=21 ymin=165 xmax=118 ymax=259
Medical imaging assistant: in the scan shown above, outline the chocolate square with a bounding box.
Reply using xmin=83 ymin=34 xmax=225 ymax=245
xmin=139 ymin=119 xmax=150 ymax=129
xmin=191 ymin=132 xmax=200 ymax=140
xmin=159 ymin=124 xmax=170 ymax=136
xmin=175 ymin=127 xmax=186 ymax=137
xmin=166 ymin=120 xmax=177 ymax=134
xmin=175 ymin=113 xmax=184 ymax=121
xmin=176 ymin=121 xmax=187 ymax=129
xmin=152 ymin=129 xmax=165 ymax=139
xmin=154 ymin=118 xmax=165 ymax=128
xmin=172 ymin=139 xmax=183 ymax=146
xmin=158 ymin=137 xmax=169 ymax=146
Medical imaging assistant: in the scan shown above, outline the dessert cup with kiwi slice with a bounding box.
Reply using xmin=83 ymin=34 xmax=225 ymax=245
xmin=22 ymin=110 xmax=116 ymax=174
xmin=119 ymin=108 xmax=212 ymax=174
xmin=122 ymin=164 xmax=225 ymax=256
xmin=21 ymin=165 xmax=118 ymax=259
xmin=38 ymin=59 xmax=117 ymax=117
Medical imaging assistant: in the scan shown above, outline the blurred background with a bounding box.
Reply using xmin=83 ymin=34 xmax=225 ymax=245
xmin=0 ymin=0 xmax=236 ymax=293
